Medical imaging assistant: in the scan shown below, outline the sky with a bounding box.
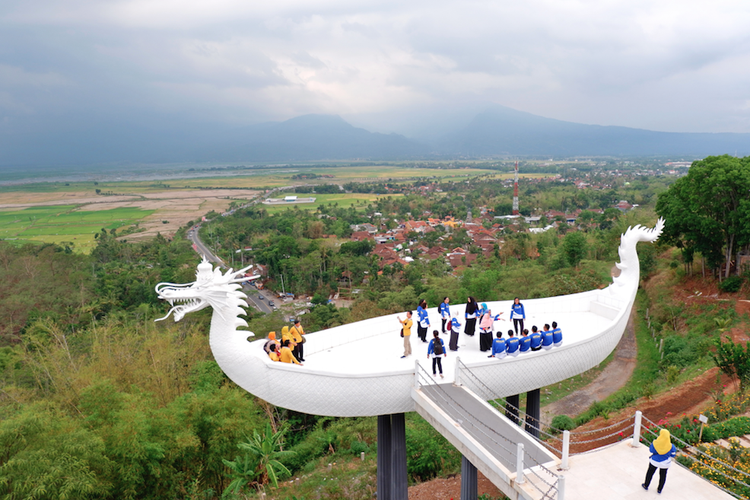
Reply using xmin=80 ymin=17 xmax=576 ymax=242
xmin=1 ymin=0 xmax=750 ymax=163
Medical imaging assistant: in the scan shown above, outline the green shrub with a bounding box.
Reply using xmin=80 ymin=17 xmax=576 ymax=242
xmin=661 ymin=335 xmax=706 ymax=369
xmin=666 ymin=365 xmax=681 ymax=385
xmin=349 ymin=440 xmax=369 ymax=456
xmin=405 ymin=415 xmax=461 ymax=482
xmin=550 ymin=415 xmax=576 ymax=432
xmin=703 ymin=417 xmax=750 ymax=442
xmin=718 ymin=276 xmax=743 ymax=293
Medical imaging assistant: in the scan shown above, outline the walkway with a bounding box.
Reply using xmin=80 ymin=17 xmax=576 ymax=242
xmin=413 ymin=373 xmax=737 ymax=500
xmin=561 ymin=439 xmax=733 ymax=499
xmin=413 ymin=373 xmax=560 ymax=500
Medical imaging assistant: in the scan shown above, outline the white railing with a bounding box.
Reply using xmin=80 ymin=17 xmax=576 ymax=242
xmin=415 ymin=361 xmax=563 ymax=499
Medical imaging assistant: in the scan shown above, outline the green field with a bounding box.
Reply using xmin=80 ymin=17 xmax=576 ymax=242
xmin=0 ymin=205 xmax=155 ymax=251
xmin=261 ymin=193 xmax=399 ymax=214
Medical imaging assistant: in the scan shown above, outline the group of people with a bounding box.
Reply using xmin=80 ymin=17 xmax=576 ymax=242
xmin=402 ymin=297 xmax=562 ymax=351
xmin=487 ymin=322 xmax=563 ymax=359
xmin=397 ymin=297 xmax=563 ymax=375
xmin=262 ymin=318 xmax=306 ymax=365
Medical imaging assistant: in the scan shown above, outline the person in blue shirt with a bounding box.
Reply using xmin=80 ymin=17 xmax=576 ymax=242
xmin=416 ymin=299 xmax=430 ymax=342
xmin=519 ymin=329 xmax=531 ymax=353
xmin=510 ymin=297 xmax=525 ymax=335
xmin=529 ymin=326 xmax=542 ymax=351
xmin=642 ymin=429 xmax=677 ymax=493
xmin=505 ymin=330 xmax=520 ymax=356
xmin=448 ymin=317 xmax=461 ymax=351
xmin=427 ymin=330 xmax=447 ymax=378
xmin=439 ymin=297 xmax=451 ymax=334
xmin=541 ymin=324 xmax=554 ymax=350
xmin=488 ymin=331 xmax=507 ymax=359
xmin=552 ymin=321 xmax=563 ymax=346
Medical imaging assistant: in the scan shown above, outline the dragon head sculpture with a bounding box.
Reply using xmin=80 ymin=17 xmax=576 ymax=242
xmin=610 ymin=217 xmax=665 ymax=295
xmin=155 ymin=258 xmax=258 ymax=328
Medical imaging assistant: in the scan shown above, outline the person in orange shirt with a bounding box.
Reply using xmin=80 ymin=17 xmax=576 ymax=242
xmin=398 ymin=311 xmax=413 ymax=358
xmin=280 ymin=339 xmax=302 ymax=365
xmin=290 ymin=319 xmax=306 ymax=362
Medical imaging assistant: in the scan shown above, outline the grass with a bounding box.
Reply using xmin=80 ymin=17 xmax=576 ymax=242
xmin=0 ymin=205 xmax=155 ymax=251
xmin=262 ymin=193 xmax=398 ymax=214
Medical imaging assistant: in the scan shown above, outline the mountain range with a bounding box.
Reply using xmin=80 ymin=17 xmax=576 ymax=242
xmin=2 ymin=106 xmax=750 ymax=167
xmin=192 ymin=107 xmax=750 ymax=162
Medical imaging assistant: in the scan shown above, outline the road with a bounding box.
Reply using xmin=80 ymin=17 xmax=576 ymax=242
xmin=185 ymin=184 xmax=320 ymax=315
xmin=187 ymin=226 xmax=222 ymax=264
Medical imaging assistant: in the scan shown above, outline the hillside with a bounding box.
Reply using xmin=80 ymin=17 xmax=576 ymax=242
xmin=438 ymin=105 xmax=750 ymax=157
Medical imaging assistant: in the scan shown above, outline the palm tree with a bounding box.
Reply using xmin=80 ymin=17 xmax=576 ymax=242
xmin=243 ymin=423 xmax=295 ymax=488
xmin=221 ymin=423 xmax=295 ymax=497
xmin=222 ymin=452 xmax=258 ymax=498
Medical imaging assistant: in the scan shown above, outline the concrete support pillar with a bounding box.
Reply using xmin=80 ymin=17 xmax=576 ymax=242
xmin=525 ymin=388 xmax=541 ymax=438
xmin=391 ymin=413 xmax=408 ymax=500
xmin=461 ymin=455 xmax=478 ymax=500
xmin=377 ymin=413 xmax=408 ymax=500
xmin=505 ymin=394 xmax=520 ymax=425
xmin=377 ymin=415 xmax=393 ymax=500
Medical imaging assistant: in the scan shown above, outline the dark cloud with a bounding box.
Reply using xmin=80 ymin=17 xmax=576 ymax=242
xmin=1 ymin=0 xmax=750 ymax=166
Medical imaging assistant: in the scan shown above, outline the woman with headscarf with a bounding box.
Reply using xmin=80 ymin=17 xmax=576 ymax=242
xmin=464 ymin=297 xmax=478 ymax=337
xmin=642 ymin=429 xmax=677 ymax=493
xmin=416 ymin=299 xmax=430 ymax=343
xmin=478 ymin=303 xmax=503 ymax=352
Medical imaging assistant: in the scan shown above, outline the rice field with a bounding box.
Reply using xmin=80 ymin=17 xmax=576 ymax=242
xmin=0 ymin=205 xmax=155 ymax=251
xmin=261 ymin=193 xmax=400 ymax=214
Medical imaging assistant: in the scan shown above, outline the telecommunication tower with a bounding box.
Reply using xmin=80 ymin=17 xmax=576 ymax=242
xmin=512 ymin=161 xmax=519 ymax=215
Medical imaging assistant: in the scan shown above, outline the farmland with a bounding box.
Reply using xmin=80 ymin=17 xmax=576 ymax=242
xmin=0 ymin=205 xmax=154 ymax=251
xmin=0 ymin=164 xmax=513 ymax=252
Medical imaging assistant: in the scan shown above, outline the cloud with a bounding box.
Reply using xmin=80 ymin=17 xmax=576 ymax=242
xmin=1 ymin=0 xmax=749 ymax=161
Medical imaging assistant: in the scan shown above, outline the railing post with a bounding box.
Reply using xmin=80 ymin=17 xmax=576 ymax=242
xmin=414 ymin=360 xmax=420 ymax=389
xmin=561 ymin=430 xmax=570 ymax=470
xmin=516 ymin=442 xmax=525 ymax=484
xmin=632 ymin=410 xmax=642 ymax=447
xmin=557 ymin=474 xmax=565 ymax=500
xmin=454 ymin=356 xmax=461 ymax=386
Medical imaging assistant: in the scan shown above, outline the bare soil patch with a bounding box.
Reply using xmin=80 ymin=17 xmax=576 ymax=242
xmin=409 ymin=471 xmax=503 ymax=500
xmin=92 ymin=189 xmax=260 ymax=240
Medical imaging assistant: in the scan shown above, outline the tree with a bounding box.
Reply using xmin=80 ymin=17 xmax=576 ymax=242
xmin=656 ymin=155 xmax=750 ymax=278
xmin=712 ymin=336 xmax=750 ymax=393
xmin=562 ymin=232 xmax=587 ymax=268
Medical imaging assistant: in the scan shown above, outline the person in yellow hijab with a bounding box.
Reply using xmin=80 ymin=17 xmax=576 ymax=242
xmin=642 ymin=429 xmax=677 ymax=493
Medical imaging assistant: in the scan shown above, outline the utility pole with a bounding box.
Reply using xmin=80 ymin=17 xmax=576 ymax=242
xmin=512 ymin=161 xmax=519 ymax=215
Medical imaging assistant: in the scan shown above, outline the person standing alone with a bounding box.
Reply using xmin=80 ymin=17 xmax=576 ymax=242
xmin=439 ymin=297 xmax=451 ymax=334
xmin=427 ymin=330 xmax=447 ymax=378
xmin=416 ymin=299 xmax=430 ymax=342
xmin=398 ymin=311 xmax=413 ymax=358
xmin=510 ymin=297 xmax=525 ymax=335
xmin=642 ymin=429 xmax=676 ymax=494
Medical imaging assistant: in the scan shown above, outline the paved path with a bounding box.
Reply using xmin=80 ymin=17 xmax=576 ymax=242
xmin=541 ymin=307 xmax=637 ymax=421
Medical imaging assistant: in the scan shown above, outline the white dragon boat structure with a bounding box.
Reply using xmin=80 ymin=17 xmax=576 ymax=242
xmin=156 ymin=219 xmax=664 ymax=418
